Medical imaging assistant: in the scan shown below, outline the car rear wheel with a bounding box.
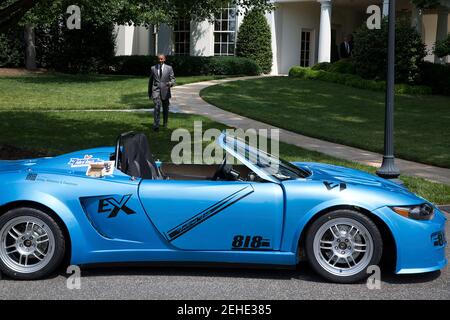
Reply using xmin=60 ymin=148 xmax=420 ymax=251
xmin=305 ymin=210 xmax=383 ymax=283
xmin=0 ymin=208 xmax=66 ymax=280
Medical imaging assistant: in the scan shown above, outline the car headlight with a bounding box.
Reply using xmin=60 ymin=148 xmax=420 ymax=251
xmin=390 ymin=203 xmax=434 ymax=220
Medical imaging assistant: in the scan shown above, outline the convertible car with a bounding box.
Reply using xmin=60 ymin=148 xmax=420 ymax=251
xmin=0 ymin=132 xmax=446 ymax=283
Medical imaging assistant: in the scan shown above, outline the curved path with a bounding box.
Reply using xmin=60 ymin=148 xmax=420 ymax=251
xmin=171 ymin=76 xmax=450 ymax=185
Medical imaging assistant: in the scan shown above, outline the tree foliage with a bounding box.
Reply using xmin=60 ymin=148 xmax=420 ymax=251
xmin=0 ymin=0 xmax=40 ymax=32
xmin=411 ymin=0 xmax=441 ymax=9
xmin=236 ymin=9 xmax=272 ymax=73
xmin=434 ymin=33 xmax=450 ymax=58
xmin=1 ymin=0 xmax=275 ymax=31
xmin=352 ymin=17 xmax=426 ymax=83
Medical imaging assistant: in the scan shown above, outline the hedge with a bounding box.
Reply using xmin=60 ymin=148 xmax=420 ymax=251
xmin=289 ymin=66 xmax=432 ymax=95
xmin=311 ymin=59 xmax=356 ymax=74
xmin=110 ymin=55 xmax=262 ymax=76
xmin=0 ymin=28 xmax=25 ymax=67
xmin=419 ymin=62 xmax=450 ymax=96
xmin=311 ymin=62 xmax=331 ymax=71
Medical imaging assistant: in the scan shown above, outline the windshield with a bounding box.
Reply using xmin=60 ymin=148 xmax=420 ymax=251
xmin=222 ymin=134 xmax=311 ymax=181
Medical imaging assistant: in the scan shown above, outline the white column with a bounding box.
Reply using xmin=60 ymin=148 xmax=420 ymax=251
xmin=154 ymin=25 xmax=159 ymax=55
xmin=318 ymin=0 xmax=332 ymax=63
xmin=265 ymin=9 xmax=279 ymax=75
xmin=190 ymin=21 xmax=215 ymax=56
xmin=382 ymin=0 xmax=390 ymax=17
xmin=435 ymin=6 xmax=449 ymax=63
xmin=115 ymin=25 xmax=135 ymax=56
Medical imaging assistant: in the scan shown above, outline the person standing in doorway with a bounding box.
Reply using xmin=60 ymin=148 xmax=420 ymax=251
xmin=148 ymin=54 xmax=176 ymax=132
xmin=339 ymin=35 xmax=353 ymax=59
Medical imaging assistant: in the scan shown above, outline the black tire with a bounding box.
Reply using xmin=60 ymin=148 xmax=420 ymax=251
xmin=0 ymin=208 xmax=66 ymax=280
xmin=305 ymin=209 xmax=383 ymax=284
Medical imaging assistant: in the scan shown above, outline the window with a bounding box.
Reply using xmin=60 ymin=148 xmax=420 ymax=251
xmin=300 ymin=30 xmax=312 ymax=67
xmin=221 ymin=133 xmax=311 ymax=182
xmin=173 ymin=19 xmax=190 ymax=55
xmin=214 ymin=6 xmax=237 ymax=56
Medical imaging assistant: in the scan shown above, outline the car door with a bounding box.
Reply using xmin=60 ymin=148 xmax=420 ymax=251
xmin=138 ymin=179 xmax=284 ymax=251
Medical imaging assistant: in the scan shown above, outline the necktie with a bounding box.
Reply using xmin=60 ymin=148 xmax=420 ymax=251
xmin=159 ymin=65 xmax=162 ymax=79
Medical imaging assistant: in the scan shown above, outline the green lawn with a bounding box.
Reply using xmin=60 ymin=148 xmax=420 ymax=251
xmin=200 ymin=77 xmax=450 ymax=168
xmin=0 ymin=110 xmax=449 ymax=204
xmin=0 ymin=73 xmax=227 ymax=111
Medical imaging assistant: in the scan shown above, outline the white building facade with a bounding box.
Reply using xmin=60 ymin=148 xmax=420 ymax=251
xmin=115 ymin=0 xmax=450 ymax=75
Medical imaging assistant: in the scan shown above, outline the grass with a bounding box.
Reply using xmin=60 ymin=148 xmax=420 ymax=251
xmin=0 ymin=110 xmax=449 ymax=204
xmin=0 ymin=73 xmax=228 ymax=111
xmin=200 ymin=77 xmax=450 ymax=168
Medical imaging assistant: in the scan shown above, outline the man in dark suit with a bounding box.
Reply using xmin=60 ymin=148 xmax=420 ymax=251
xmin=339 ymin=35 xmax=353 ymax=59
xmin=148 ymin=54 xmax=176 ymax=132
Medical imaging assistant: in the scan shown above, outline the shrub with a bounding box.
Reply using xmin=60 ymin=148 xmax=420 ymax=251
xmin=0 ymin=28 xmax=25 ymax=67
xmin=311 ymin=60 xmax=356 ymax=74
xmin=110 ymin=55 xmax=261 ymax=76
xmin=353 ymin=17 xmax=426 ymax=83
xmin=208 ymin=56 xmax=261 ymax=75
xmin=236 ymin=9 xmax=273 ymax=74
xmin=327 ymin=59 xmax=356 ymax=74
xmin=288 ymin=66 xmax=316 ymax=78
xmin=434 ymin=33 xmax=450 ymax=58
xmin=110 ymin=55 xmax=158 ymax=75
xmin=169 ymin=56 xmax=209 ymax=75
xmin=311 ymin=62 xmax=331 ymax=71
xmin=289 ymin=66 xmax=432 ymax=95
xmin=419 ymin=62 xmax=450 ymax=95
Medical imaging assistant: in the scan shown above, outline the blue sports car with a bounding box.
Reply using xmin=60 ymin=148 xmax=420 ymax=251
xmin=0 ymin=132 xmax=446 ymax=283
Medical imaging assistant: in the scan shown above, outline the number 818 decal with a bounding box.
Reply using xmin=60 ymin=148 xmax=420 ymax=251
xmin=231 ymin=235 xmax=271 ymax=250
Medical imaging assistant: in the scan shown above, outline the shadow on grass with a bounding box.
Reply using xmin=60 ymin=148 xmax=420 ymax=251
xmin=0 ymin=73 xmax=146 ymax=84
xmin=0 ymin=73 xmax=229 ymax=86
xmin=0 ymin=111 xmax=225 ymax=161
xmin=120 ymin=92 xmax=154 ymax=109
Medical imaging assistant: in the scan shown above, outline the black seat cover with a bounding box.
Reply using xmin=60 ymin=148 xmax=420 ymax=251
xmin=120 ymin=133 xmax=161 ymax=179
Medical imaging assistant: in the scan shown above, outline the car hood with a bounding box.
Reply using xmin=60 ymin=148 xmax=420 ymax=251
xmin=293 ymin=162 xmax=414 ymax=195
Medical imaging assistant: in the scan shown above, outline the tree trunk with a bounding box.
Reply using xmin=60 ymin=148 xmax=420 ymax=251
xmin=24 ymin=24 xmax=37 ymax=70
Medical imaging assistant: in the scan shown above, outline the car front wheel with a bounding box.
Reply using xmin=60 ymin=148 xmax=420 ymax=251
xmin=0 ymin=208 xmax=66 ymax=280
xmin=305 ymin=210 xmax=383 ymax=283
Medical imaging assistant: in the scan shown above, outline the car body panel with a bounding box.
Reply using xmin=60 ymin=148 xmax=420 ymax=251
xmin=280 ymin=162 xmax=428 ymax=253
xmin=139 ymin=180 xmax=284 ymax=251
xmin=372 ymin=206 xmax=447 ymax=274
xmin=0 ymin=133 xmax=447 ymax=275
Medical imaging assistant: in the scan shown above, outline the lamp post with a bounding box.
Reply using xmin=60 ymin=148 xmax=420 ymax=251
xmin=376 ymin=0 xmax=400 ymax=180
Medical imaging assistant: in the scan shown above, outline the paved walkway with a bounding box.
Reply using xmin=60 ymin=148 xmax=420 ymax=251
xmin=170 ymin=76 xmax=450 ymax=185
